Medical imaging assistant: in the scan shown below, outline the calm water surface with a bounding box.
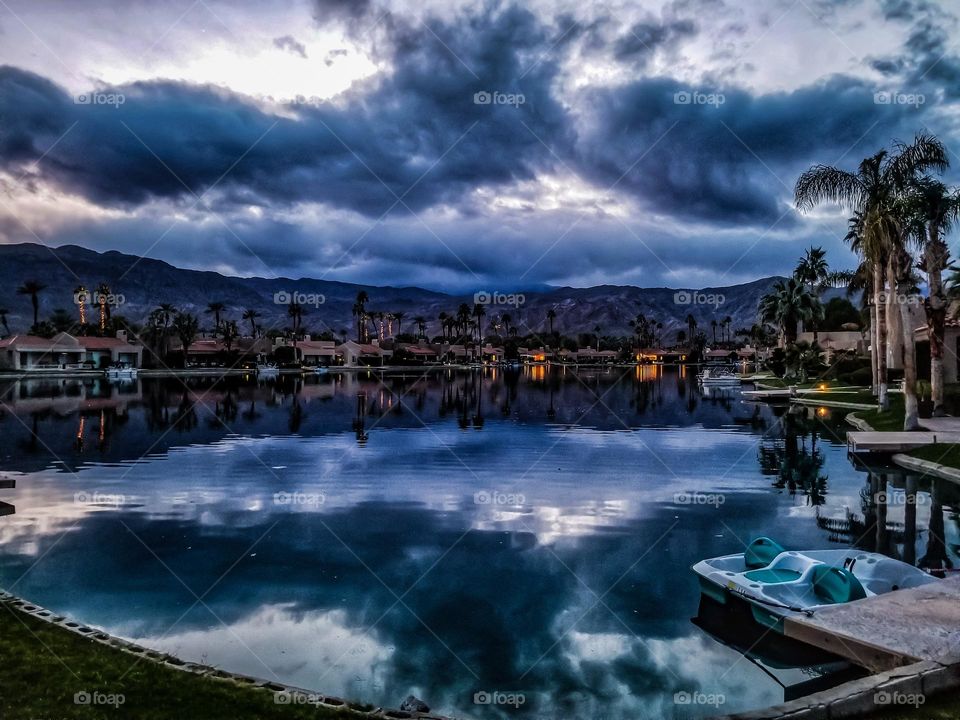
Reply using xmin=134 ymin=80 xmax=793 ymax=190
xmin=0 ymin=368 xmax=957 ymax=719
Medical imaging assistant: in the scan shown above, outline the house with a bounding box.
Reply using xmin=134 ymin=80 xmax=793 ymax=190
xmin=479 ymin=344 xmax=505 ymax=363
xmin=635 ymin=348 xmax=689 ymax=364
xmin=0 ymin=332 xmax=144 ymax=371
xmin=704 ymin=348 xmax=736 ymax=363
xmin=293 ymin=340 xmax=337 ymax=367
xmin=576 ymin=348 xmax=618 ymax=364
xmin=169 ymin=336 xmax=272 ymax=367
xmin=519 ymin=347 xmax=551 ymax=363
xmin=335 ymin=340 xmax=392 ymax=367
xmin=398 ymin=343 xmax=441 ymax=364
xmin=797 ymin=331 xmax=866 ymax=355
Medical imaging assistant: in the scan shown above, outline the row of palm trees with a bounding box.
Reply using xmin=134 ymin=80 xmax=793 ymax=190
xmin=792 ymin=132 xmax=958 ymax=428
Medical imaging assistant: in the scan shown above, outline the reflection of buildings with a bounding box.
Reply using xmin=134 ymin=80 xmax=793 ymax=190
xmin=0 ymin=378 xmax=142 ymax=415
xmin=0 ymin=475 xmax=14 ymax=516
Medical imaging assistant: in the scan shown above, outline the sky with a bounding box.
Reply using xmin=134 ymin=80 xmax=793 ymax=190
xmin=0 ymin=0 xmax=958 ymax=292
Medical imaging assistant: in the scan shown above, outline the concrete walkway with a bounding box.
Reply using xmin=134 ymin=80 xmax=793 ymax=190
xmin=784 ymin=575 xmax=960 ymax=672
xmin=847 ymin=431 xmax=960 ymax=453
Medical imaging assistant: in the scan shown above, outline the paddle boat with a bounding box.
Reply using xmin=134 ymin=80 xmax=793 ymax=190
xmin=692 ymin=537 xmax=939 ymax=633
xmin=104 ymin=362 xmax=138 ymax=380
xmin=697 ymin=367 xmax=741 ymax=387
xmin=256 ymin=363 xmax=280 ymax=377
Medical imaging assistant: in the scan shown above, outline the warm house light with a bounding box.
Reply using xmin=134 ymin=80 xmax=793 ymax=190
xmin=817 ymin=407 xmax=829 ymax=418
xmin=818 ymin=383 xmax=827 ymax=390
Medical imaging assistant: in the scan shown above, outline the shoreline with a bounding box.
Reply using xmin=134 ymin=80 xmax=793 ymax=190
xmin=0 ymin=588 xmax=448 ymax=720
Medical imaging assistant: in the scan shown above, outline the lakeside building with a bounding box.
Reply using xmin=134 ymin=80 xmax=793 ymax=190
xmin=0 ymin=332 xmax=144 ymax=371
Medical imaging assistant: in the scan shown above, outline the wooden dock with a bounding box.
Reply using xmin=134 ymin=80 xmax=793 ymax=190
xmin=784 ymin=575 xmax=960 ymax=671
xmin=847 ymin=431 xmax=960 ymax=453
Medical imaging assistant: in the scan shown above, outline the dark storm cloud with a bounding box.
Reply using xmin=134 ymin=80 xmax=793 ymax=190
xmin=573 ymin=75 xmax=931 ymax=226
xmin=0 ymin=5 xmax=570 ymax=217
xmin=613 ymin=18 xmax=698 ymax=63
xmin=273 ymin=34 xmax=308 ymax=58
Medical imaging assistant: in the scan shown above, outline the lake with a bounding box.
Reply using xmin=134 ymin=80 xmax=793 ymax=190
xmin=0 ymin=368 xmax=957 ymax=719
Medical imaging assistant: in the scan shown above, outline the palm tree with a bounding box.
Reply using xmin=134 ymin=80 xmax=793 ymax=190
xmin=355 ymin=291 xmax=369 ymax=342
xmin=288 ymin=301 xmax=304 ymax=337
xmin=206 ymin=302 xmax=226 ymax=334
xmin=473 ymin=304 xmax=486 ymax=346
xmin=242 ymin=308 xmax=261 ymax=337
xmin=710 ymin=319 xmax=718 ymax=344
xmin=908 ymin=178 xmax=959 ymax=416
xmin=594 ymin=324 xmax=602 ymax=351
xmin=414 ymin=315 xmax=427 ymax=339
xmin=94 ymin=283 xmax=112 ymax=334
xmin=172 ymin=312 xmax=200 ymax=368
xmin=438 ymin=311 xmax=449 ymax=340
xmin=676 ymin=329 xmax=686 ymax=346
xmin=74 ymin=285 xmax=88 ymax=325
xmin=456 ymin=304 xmax=471 ymax=341
xmin=794 ymin=132 xmax=948 ymax=411
xmin=794 ymin=246 xmax=829 ymax=342
xmin=17 ymin=280 xmax=46 ymax=328
xmin=686 ymin=313 xmax=696 ymax=344
xmin=546 ymin=308 xmax=556 ymax=335
xmin=0 ymin=308 xmax=9 ymax=337
xmin=393 ymin=311 xmax=405 ymax=336
xmin=759 ymin=277 xmax=822 ymax=347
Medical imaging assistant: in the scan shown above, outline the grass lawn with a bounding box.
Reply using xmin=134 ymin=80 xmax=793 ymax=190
xmin=856 ymin=395 xmax=906 ymax=432
xmin=906 ymin=443 xmax=960 ymax=471
xmin=0 ymin=606 xmax=366 ymax=720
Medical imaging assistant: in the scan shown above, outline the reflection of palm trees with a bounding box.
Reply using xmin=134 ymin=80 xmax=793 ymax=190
xmin=762 ymin=408 xmax=829 ymax=505
xmin=352 ymin=392 xmax=368 ymax=444
xmin=919 ymin=480 xmax=953 ymax=573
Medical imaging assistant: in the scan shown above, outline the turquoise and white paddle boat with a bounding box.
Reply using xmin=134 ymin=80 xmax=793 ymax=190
xmin=692 ymin=537 xmax=939 ymax=633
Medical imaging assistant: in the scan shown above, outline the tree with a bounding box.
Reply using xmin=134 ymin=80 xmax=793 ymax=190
xmin=676 ymin=329 xmax=687 ymax=346
xmin=794 ymin=132 xmax=948 ymax=412
xmin=438 ymin=311 xmax=449 ymax=340
xmin=221 ymin=320 xmax=239 ymax=353
xmin=473 ymin=304 xmax=486 ymax=346
xmin=546 ymin=308 xmax=556 ymax=336
xmin=94 ymin=283 xmax=112 ymax=335
xmin=414 ymin=315 xmax=427 ymax=340
xmin=393 ymin=311 xmax=405 ymax=335
xmin=74 ymin=285 xmax=88 ymax=325
xmin=909 ymin=178 xmax=959 ymax=416
xmin=206 ymin=302 xmax=226 ymax=335
xmin=17 ymin=280 xmax=46 ymax=328
xmin=242 ymin=308 xmax=261 ymax=337
xmin=288 ymin=301 xmax=304 ymax=336
xmin=759 ymin=277 xmax=822 ymax=346
xmin=354 ymin=291 xmax=369 ymax=342
xmin=0 ymin=308 xmax=9 ymax=337
xmin=710 ymin=319 xmax=717 ymax=343
xmin=172 ymin=313 xmax=200 ymax=368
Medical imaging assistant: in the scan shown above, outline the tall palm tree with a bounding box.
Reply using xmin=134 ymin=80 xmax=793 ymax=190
xmin=242 ymin=308 xmax=261 ymax=337
xmin=172 ymin=312 xmax=200 ymax=368
xmin=0 ymin=308 xmax=9 ymax=337
xmin=355 ymin=291 xmax=369 ymax=342
xmin=594 ymin=324 xmax=602 ymax=351
xmin=723 ymin=315 xmax=733 ymax=344
xmin=393 ymin=311 xmax=405 ymax=336
xmin=710 ymin=319 xmax=718 ymax=344
xmin=472 ymin=304 xmax=486 ymax=345
xmin=288 ymin=301 xmax=304 ymax=337
xmin=94 ymin=283 xmax=112 ymax=335
xmin=759 ymin=277 xmax=822 ymax=347
xmin=414 ymin=315 xmax=427 ymax=339
xmin=908 ymin=178 xmax=959 ymax=416
xmin=17 ymin=280 xmax=46 ymax=328
xmin=794 ymin=132 xmax=948 ymax=411
xmin=206 ymin=302 xmax=226 ymax=334
xmin=686 ymin=313 xmax=696 ymax=344
xmin=546 ymin=308 xmax=556 ymax=335
xmin=438 ymin=311 xmax=449 ymax=340
xmin=74 ymin=284 xmax=88 ymax=325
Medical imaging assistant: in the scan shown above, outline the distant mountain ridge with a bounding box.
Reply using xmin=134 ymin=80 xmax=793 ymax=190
xmin=0 ymin=243 xmax=785 ymax=341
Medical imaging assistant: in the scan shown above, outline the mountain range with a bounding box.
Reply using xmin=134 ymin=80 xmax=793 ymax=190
xmin=0 ymin=243 xmax=786 ymax=342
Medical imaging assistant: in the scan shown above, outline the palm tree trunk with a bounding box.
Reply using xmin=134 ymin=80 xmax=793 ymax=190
xmin=874 ymin=265 xmax=889 ymax=409
xmin=869 ymin=300 xmax=878 ymax=394
xmin=885 ymin=261 xmax=902 ymax=373
xmin=926 ymin=231 xmax=948 ymax=416
xmin=900 ymin=293 xmax=920 ymax=431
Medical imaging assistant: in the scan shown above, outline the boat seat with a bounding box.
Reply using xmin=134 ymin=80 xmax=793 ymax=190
xmin=811 ymin=565 xmax=867 ymax=605
xmin=745 ymin=537 xmax=786 ymax=569
xmin=743 ymin=568 xmax=802 ymax=584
